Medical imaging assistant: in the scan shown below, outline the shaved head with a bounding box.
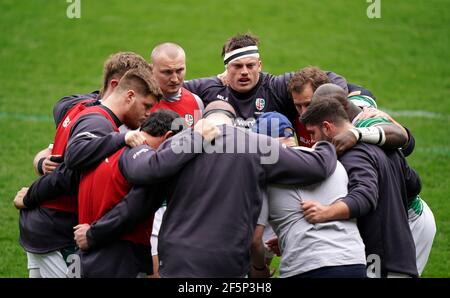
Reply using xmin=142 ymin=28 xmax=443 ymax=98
xmin=313 ymin=83 xmax=349 ymax=109
xmin=150 ymin=42 xmax=186 ymax=97
xmin=151 ymin=42 xmax=185 ymax=62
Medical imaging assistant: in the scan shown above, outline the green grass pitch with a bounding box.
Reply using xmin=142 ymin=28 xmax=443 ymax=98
xmin=0 ymin=0 xmax=448 ymax=277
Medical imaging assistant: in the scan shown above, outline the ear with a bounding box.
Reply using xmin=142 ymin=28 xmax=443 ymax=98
xmin=126 ymin=90 xmax=135 ymax=103
xmin=322 ymin=121 xmax=334 ymax=137
xmin=258 ymin=60 xmax=262 ymax=72
xmin=162 ymin=130 xmax=173 ymax=141
xmin=109 ymin=79 xmax=119 ymax=89
xmin=323 ymin=121 xmax=332 ymax=129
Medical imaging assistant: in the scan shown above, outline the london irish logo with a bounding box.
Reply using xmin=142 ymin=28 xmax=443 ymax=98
xmin=184 ymin=113 xmax=194 ymax=127
xmin=255 ymin=98 xmax=266 ymax=111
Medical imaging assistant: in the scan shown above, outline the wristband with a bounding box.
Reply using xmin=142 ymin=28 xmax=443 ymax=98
xmin=252 ymin=264 xmax=268 ymax=271
xmin=349 ymin=128 xmax=361 ymax=142
xmin=37 ymin=157 xmax=46 ymax=175
xmin=352 ymin=126 xmax=386 ymax=146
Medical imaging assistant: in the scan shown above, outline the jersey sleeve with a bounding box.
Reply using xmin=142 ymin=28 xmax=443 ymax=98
xmin=23 ymin=163 xmax=79 ymax=209
xmin=326 ymin=71 xmax=348 ymax=93
xmin=86 ymin=186 xmax=166 ymax=249
xmin=264 ymin=140 xmax=337 ymax=186
xmin=339 ymin=146 xmax=379 ymax=218
xmin=348 ymin=94 xmax=378 ymax=109
xmin=354 ymin=116 xmax=391 ymax=128
xmin=267 ymin=72 xmax=298 ymax=121
xmin=64 ymin=114 xmax=126 ymax=170
xmin=120 ymin=130 xmax=203 ymax=185
xmin=183 ymin=76 xmax=221 ymax=101
xmin=257 ymin=190 xmax=269 ymax=226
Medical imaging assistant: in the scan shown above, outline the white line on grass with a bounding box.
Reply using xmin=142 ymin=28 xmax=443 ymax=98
xmin=0 ymin=112 xmax=53 ymax=123
xmin=380 ymin=109 xmax=450 ymax=121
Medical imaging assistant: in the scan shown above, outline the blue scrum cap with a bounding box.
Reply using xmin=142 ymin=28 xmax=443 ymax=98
xmin=252 ymin=112 xmax=294 ymax=138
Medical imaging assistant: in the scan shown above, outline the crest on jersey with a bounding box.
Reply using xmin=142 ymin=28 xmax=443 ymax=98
xmin=62 ymin=116 xmax=71 ymax=128
xmin=184 ymin=113 xmax=194 ymax=127
xmin=255 ymin=98 xmax=266 ymax=111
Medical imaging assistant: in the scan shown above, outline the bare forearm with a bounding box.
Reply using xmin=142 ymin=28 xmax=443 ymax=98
xmin=325 ymin=201 xmax=350 ymax=220
xmin=379 ymin=124 xmax=408 ymax=149
xmin=33 ymin=147 xmax=51 ymax=176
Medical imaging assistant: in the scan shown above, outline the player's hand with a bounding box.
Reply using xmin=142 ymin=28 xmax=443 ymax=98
xmin=250 ymin=264 xmax=270 ymax=278
xmin=302 ymin=200 xmax=330 ymax=224
xmin=74 ymin=224 xmax=91 ymax=251
xmin=13 ymin=187 xmax=28 ymax=209
xmin=358 ymin=107 xmax=390 ymax=121
xmin=332 ymin=129 xmax=358 ymax=156
xmin=194 ymin=119 xmax=221 ymax=142
xmin=42 ymin=155 xmax=63 ymax=174
xmin=265 ymin=237 xmax=281 ymax=257
xmin=125 ymin=131 xmax=146 ymax=148
xmin=278 ymin=137 xmax=296 ymax=147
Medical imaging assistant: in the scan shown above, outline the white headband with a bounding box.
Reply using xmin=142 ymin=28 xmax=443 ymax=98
xmin=223 ymin=45 xmax=260 ymax=65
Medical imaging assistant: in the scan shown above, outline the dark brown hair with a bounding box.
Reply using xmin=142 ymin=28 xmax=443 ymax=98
xmin=221 ymin=33 xmax=259 ymax=57
xmin=288 ymin=66 xmax=330 ymax=94
xmin=300 ymin=97 xmax=349 ymax=126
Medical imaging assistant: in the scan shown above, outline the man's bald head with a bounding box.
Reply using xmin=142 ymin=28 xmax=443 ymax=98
xmin=150 ymin=42 xmax=186 ymax=97
xmin=313 ymin=83 xmax=349 ymax=109
xmin=203 ymin=100 xmax=236 ymax=119
xmin=151 ymin=42 xmax=185 ymax=62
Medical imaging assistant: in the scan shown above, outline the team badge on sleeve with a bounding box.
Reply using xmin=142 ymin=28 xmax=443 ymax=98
xmin=255 ymin=98 xmax=266 ymax=111
xmin=184 ymin=113 xmax=194 ymax=127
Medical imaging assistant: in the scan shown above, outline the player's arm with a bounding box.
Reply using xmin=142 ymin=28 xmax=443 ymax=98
xmin=303 ymin=147 xmax=378 ymax=224
xmin=183 ymin=76 xmax=219 ymax=99
xmin=122 ymin=134 xmax=201 ymax=185
xmin=401 ymin=127 xmax=415 ymax=157
xmin=325 ymin=71 xmax=348 ymax=92
xmin=337 ymin=146 xmax=379 ymax=218
xmin=80 ymin=186 xmax=166 ymax=250
xmin=122 ymin=119 xmax=219 ymax=185
xmin=33 ymin=146 xmax=51 ymax=176
xmin=332 ymin=118 xmax=408 ymax=156
xmin=64 ymin=115 xmax=127 ymax=171
xmin=403 ymin=158 xmax=422 ymax=199
xmin=302 ymin=200 xmax=350 ymax=223
xmin=33 ymin=144 xmax=63 ymax=176
xmin=357 ymin=108 xmax=409 ymax=147
xmin=19 ymin=163 xmax=79 ymax=209
xmin=250 ymin=192 xmax=270 ymax=278
xmin=265 ymin=141 xmax=337 ymax=186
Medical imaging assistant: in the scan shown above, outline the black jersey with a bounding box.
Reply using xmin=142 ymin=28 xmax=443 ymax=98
xmin=184 ymin=71 xmax=347 ymax=128
xmin=340 ymin=143 xmax=421 ymax=277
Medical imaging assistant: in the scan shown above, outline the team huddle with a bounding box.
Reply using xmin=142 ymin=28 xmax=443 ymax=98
xmin=13 ymin=33 xmax=436 ymax=278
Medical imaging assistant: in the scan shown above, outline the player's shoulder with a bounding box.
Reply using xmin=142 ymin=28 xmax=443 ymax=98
xmin=348 ymin=94 xmax=378 ymax=109
xmin=341 ymin=142 xmax=381 ymax=164
xmin=262 ymin=71 xmax=293 ymax=84
xmin=53 ymin=91 xmax=100 ymax=125
xmin=185 ymin=76 xmax=223 ymax=88
xmin=355 ymin=116 xmax=390 ymax=128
